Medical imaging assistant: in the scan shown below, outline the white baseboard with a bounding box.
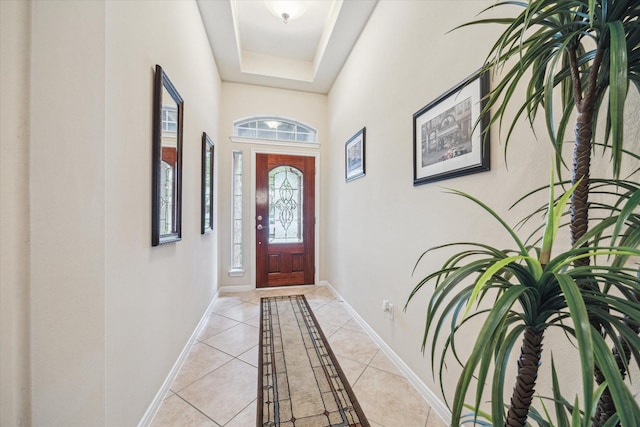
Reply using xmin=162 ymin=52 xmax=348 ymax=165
xmin=138 ymin=292 xmax=219 ymax=427
xmin=323 ymin=282 xmax=451 ymax=424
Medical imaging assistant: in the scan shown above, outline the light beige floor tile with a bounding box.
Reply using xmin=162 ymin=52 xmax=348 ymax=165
xmin=218 ymin=301 xmax=260 ymax=322
xmin=196 ymin=313 xmax=240 ymax=341
xmin=335 ymin=355 xmax=367 ymax=386
xmin=307 ymin=286 xmax=335 ymax=298
xmin=150 ymin=288 xmax=437 ymax=427
xmin=306 ymin=298 xmax=333 ymax=311
xmin=226 ymin=400 xmax=257 ymax=427
xmin=368 ymin=350 xmax=403 ymax=377
xmin=352 ymin=367 xmax=430 ymax=427
xmin=221 ymin=290 xmax=259 ymax=302
xmin=327 ymin=327 xmax=379 ymax=365
xmin=341 ymin=318 xmax=364 ymax=332
xmin=150 ymin=393 xmax=216 ymax=427
xmin=304 ymin=287 xmax=336 ymax=304
xmin=211 ymin=296 xmax=244 ymax=313
xmin=178 ymin=359 xmax=257 ymax=426
xmin=255 ymin=288 xmax=285 ymax=298
xmin=238 ymin=345 xmax=258 ymax=367
xmin=243 ymin=314 xmax=262 ymax=328
xmin=203 ymin=322 xmax=258 ymax=357
xmin=312 ymin=303 xmax=353 ymax=328
xmin=170 ymin=341 xmax=233 ymax=392
xmin=426 ymin=410 xmax=448 ymax=427
xmin=316 ymin=321 xmax=341 ymax=339
xmin=240 ymin=293 xmax=263 ymax=305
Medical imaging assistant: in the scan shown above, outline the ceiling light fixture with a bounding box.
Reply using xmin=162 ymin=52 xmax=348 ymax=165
xmin=264 ymin=1 xmax=307 ymax=24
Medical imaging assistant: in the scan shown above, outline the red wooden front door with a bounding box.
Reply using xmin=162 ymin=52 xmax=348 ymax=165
xmin=256 ymin=153 xmax=315 ymax=287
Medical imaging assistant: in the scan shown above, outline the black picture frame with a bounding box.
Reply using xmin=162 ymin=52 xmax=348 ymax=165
xmin=152 ymin=64 xmax=184 ymax=246
xmin=413 ymin=70 xmax=490 ymax=186
xmin=345 ymin=127 xmax=366 ymax=182
xmin=201 ymin=132 xmax=214 ymax=234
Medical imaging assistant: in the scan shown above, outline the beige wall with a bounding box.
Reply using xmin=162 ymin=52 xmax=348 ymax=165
xmin=326 ymin=0 xmax=640 ymax=418
xmin=105 ymin=1 xmax=220 ymax=424
xmin=1 ymin=0 xmax=221 ymax=425
xmin=0 ymin=1 xmax=32 ymax=425
xmin=29 ymin=1 xmax=106 ymax=424
xmin=218 ymin=82 xmax=327 ymax=289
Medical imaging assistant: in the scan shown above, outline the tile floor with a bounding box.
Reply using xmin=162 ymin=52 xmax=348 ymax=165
xmin=150 ymin=285 xmax=447 ymax=427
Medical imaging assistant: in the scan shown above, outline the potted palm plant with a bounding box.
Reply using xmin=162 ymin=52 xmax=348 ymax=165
xmin=406 ymin=1 xmax=640 ymax=425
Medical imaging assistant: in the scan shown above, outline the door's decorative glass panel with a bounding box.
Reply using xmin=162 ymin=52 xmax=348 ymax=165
xmin=269 ymin=166 xmax=303 ymax=243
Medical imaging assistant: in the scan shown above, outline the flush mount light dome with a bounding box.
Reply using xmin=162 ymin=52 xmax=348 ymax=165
xmin=264 ymin=0 xmax=307 ymax=24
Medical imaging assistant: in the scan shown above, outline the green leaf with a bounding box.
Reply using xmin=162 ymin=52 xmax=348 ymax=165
xmin=592 ymin=331 xmax=640 ymax=426
xmin=608 ymin=20 xmax=629 ymax=177
xmin=611 ymin=189 xmax=640 ymax=243
xmin=554 ymin=273 xmax=593 ymax=427
xmin=450 ymin=286 xmax=527 ymax=425
xmin=464 ymin=255 xmax=536 ymax=318
xmin=550 ymin=355 xmax=570 ymax=427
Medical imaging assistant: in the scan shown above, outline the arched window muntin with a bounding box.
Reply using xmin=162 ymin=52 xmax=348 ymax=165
xmin=234 ymin=116 xmax=317 ymax=143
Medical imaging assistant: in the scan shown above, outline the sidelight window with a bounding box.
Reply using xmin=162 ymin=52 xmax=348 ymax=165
xmin=230 ymin=150 xmax=244 ymax=273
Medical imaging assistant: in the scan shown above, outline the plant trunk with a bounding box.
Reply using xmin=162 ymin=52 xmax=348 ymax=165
xmin=572 ymin=106 xmax=619 ymax=426
xmin=506 ymin=328 xmax=544 ymax=427
xmin=570 ymin=111 xmax=593 ymax=250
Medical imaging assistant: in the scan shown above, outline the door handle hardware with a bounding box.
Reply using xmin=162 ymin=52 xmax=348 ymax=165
xmin=257 ymin=224 xmax=264 ymax=230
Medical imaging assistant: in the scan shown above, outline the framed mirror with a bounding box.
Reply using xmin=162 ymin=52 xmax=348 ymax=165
xmin=201 ymin=132 xmax=214 ymax=234
xmin=152 ymin=64 xmax=183 ymax=246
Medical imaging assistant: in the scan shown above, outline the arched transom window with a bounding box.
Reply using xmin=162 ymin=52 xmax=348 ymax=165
xmin=234 ymin=116 xmax=317 ymax=143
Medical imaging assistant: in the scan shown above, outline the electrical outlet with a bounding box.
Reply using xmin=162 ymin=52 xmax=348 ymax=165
xmin=382 ymin=299 xmax=394 ymax=319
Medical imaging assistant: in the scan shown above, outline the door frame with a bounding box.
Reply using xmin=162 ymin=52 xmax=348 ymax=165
xmin=250 ymin=148 xmax=320 ymax=289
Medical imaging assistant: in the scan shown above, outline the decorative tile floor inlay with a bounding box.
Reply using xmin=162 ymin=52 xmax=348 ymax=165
xmin=258 ymin=295 xmax=369 ymax=427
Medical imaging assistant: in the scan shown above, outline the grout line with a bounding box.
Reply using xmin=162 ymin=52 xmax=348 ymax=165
xmin=174 ymin=393 xmax=221 ymax=426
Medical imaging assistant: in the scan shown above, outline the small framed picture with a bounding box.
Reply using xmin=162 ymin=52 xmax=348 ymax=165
xmin=413 ymin=70 xmax=490 ymax=185
xmin=345 ymin=127 xmax=366 ymax=182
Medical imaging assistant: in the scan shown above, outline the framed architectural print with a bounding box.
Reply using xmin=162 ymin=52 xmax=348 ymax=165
xmin=201 ymin=132 xmax=214 ymax=234
xmin=413 ymin=70 xmax=490 ymax=186
xmin=345 ymin=127 xmax=366 ymax=182
xmin=152 ymin=64 xmax=184 ymax=246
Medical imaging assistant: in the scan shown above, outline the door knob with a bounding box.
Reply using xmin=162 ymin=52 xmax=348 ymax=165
xmin=257 ymin=224 xmax=264 ymax=230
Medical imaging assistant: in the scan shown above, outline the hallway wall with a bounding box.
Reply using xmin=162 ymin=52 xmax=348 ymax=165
xmin=104 ymin=1 xmax=221 ymax=424
xmin=325 ymin=0 xmax=640 ymax=418
xmin=29 ymin=2 xmax=107 ymax=424
xmin=0 ymin=1 xmax=32 ymax=425
xmin=1 ymin=1 xmax=221 ymax=425
xmin=217 ymin=82 xmax=327 ymax=289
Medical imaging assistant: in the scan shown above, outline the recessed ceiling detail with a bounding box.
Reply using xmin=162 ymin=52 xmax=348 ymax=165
xmin=196 ymin=0 xmax=378 ymax=94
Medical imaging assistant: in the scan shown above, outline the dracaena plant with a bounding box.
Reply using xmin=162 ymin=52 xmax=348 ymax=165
xmin=405 ymin=178 xmax=640 ymax=426
xmin=450 ymin=0 xmax=640 ymax=423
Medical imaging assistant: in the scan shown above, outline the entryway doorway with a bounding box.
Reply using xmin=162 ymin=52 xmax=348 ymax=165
xmin=255 ymin=153 xmax=315 ymax=287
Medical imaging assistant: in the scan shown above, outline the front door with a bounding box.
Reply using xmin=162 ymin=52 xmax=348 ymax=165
xmin=256 ymin=153 xmax=315 ymax=288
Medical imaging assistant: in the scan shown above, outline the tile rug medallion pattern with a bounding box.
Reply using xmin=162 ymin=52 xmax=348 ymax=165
xmin=258 ymin=295 xmax=369 ymax=427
